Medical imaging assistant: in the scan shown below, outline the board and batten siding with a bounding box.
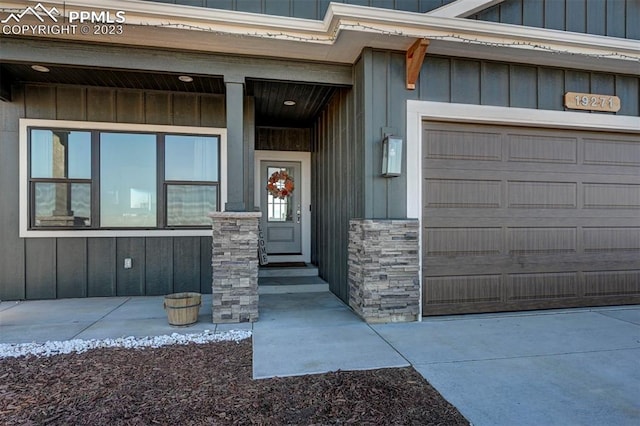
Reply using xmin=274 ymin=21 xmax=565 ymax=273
xmin=312 ymin=87 xmax=361 ymax=303
xmin=350 ymin=47 xmax=639 ymax=309
xmin=144 ymin=0 xmax=456 ymax=19
xmin=0 ymin=85 xmax=26 ymax=300
xmin=0 ymin=84 xmax=229 ymax=300
xmin=256 ymin=127 xmax=311 ymax=151
xmin=420 ymin=55 xmax=639 ymax=115
xmin=356 ymin=48 xmax=639 ymax=224
xmin=472 ymin=0 xmax=640 ymax=40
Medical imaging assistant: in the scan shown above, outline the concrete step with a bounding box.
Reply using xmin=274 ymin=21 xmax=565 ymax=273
xmin=258 ymin=264 xmax=319 ymax=278
xmin=258 ymin=276 xmax=329 ymax=294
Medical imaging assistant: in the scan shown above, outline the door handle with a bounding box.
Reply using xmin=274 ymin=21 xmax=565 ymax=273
xmin=296 ymin=204 xmax=301 ymax=223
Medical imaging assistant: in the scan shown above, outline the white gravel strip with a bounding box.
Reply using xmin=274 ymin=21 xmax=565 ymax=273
xmin=0 ymin=330 xmax=252 ymax=359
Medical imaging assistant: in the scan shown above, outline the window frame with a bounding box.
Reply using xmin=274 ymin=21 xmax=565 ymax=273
xmin=20 ymin=119 xmax=227 ymax=238
xmin=28 ymin=127 xmax=95 ymax=230
xmin=160 ymin=132 xmax=222 ymax=228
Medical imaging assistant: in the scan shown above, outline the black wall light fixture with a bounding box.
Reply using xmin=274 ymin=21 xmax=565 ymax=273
xmin=382 ymin=135 xmax=403 ymax=177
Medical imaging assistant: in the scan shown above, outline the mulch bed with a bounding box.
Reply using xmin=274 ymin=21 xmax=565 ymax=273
xmin=0 ymin=340 xmax=469 ymax=425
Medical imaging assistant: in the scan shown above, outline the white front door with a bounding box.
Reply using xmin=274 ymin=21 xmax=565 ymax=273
xmin=261 ymin=160 xmax=302 ymax=254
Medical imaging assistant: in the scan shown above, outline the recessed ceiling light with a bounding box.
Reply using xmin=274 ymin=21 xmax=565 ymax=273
xmin=283 ymin=100 xmax=296 ymax=106
xmin=178 ymin=75 xmax=193 ymax=82
xmin=31 ymin=65 xmax=50 ymax=73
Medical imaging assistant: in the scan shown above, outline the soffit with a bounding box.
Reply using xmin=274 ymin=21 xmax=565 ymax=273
xmin=0 ymin=63 xmax=226 ymax=93
xmin=246 ymin=79 xmax=337 ymax=127
xmin=0 ymin=63 xmax=338 ymax=126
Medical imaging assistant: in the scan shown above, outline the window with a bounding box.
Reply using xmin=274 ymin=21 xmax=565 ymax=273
xmin=30 ymin=129 xmax=92 ymax=228
xmin=27 ymin=125 xmax=221 ymax=231
xmin=165 ymin=135 xmax=219 ymax=227
xmin=100 ymin=132 xmax=157 ymax=228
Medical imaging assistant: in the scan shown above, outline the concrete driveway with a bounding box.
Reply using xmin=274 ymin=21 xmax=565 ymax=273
xmin=253 ymin=293 xmax=640 ymax=426
xmin=373 ymin=306 xmax=640 ymax=426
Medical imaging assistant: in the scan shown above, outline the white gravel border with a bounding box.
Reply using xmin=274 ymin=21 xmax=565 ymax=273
xmin=0 ymin=330 xmax=252 ymax=359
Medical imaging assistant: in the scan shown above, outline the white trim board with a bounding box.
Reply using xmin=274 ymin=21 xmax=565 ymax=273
xmin=19 ymin=119 xmax=227 ymax=238
xmin=254 ymin=150 xmax=311 ymax=264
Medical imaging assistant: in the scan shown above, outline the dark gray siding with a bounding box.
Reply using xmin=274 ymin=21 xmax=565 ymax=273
xmin=0 ymin=87 xmax=26 ymax=300
xmin=57 ymin=238 xmax=88 ymax=298
xmin=361 ymin=49 xmax=639 ymax=214
xmin=144 ymin=0 xmax=456 ymax=19
xmin=256 ymin=127 xmax=311 ymax=151
xmin=25 ymin=239 xmax=56 ymax=299
xmin=145 ymin=237 xmax=173 ymax=296
xmin=364 ymin=50 xmax=418 ymax=219
xmin=420 ymin=56 xmax=640 ymax=116
xmin=0 ymin=84 xmax=228 ymax=300
xmin=472 ymin=0 xmax=640 ymax=40
xmin=312 ymin=87 xmax=361 ymax=302
xmin=87 ymin=238 xmax=117 ymax=297
xmin=329 ymin=47 xmax=639 ymax=302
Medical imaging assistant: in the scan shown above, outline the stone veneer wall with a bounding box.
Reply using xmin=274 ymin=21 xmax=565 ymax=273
xmin=209 ymin=212 xmax=261 ymax=323
xmin=348 ymin=219 xmax=420 ymax=323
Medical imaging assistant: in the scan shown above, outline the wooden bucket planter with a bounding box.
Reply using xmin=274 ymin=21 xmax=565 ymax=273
xmin=164 ymin=292 xmax=202 ymax=326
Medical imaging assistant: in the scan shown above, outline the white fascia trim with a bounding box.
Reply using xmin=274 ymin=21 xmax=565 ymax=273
xmin=28 ymin=0 xmax=640 ymax=62
xmin=427 ymin=0 xmax=505 ymax=18
xmin=37 ymin=0 xmax=329 ymax=39
xmin=327 ymin=4 xmax=639 ymax=61
xmin=19 ymin=118 xmax=227 ymax=238
xmin=405 ymin=100 xmax=640 ymax=219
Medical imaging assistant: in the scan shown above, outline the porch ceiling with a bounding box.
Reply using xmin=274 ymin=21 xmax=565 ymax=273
xmin=0 ymin=63 xmax=338 ymax=127
xmin=247 ymin=79 xmax=337 ymax=127
xmin=0 ymin=62 xmax=226 ymax=94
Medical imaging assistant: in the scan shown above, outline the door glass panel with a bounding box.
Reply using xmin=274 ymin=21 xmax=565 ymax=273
xmin=266 ymin=166 xmax=294 ymax=222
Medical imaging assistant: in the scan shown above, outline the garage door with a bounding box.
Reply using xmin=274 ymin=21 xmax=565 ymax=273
xmin=422 ymin=122 xmax=640 ymax=315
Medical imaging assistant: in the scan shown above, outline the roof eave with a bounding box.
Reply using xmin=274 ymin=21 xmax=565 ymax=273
xmin=1 ymin=1 xmax=637 ymax=74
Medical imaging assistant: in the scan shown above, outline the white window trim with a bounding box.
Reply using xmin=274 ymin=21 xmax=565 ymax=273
xmin=19 ymin=118 xmax=227 ymax=238
xmin=406 ymin=100 xmax=640 ymax=319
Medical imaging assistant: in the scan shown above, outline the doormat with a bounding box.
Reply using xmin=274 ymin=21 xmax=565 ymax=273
xmin=260 ymin=262 xmax=307 ymax=268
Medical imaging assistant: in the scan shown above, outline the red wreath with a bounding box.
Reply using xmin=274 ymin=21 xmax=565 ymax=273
xmin=266 ymin=170 xmax=295 ymax=200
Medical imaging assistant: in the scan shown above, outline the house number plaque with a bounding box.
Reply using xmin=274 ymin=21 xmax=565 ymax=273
xmin=564 ymin=92 xmax=621 ymax=112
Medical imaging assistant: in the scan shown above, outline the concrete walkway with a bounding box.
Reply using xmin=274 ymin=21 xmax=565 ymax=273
xmin=0 ymin=294 xmax=250 ymax=344
xmin=252 ymin=292 xmax=408 ymax=378
xmin=1 ymin=292 xmax=639 ymax=425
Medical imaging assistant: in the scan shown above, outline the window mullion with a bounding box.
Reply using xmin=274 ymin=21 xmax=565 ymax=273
xmin=157 ymin=134 xmax=166 ymax=229
xmin=92 ymin=130 xmax=100 ymax=229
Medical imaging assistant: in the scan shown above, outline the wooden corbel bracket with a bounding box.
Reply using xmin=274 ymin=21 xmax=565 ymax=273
xmin=406 ymin=38 xmax=429 ymax=90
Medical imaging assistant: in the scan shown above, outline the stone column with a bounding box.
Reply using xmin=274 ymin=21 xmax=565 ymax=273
xmin=348 ymin=219 xmax=420 ymax=323
xmin=209 ymin=211 xmax=261 ymax=323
